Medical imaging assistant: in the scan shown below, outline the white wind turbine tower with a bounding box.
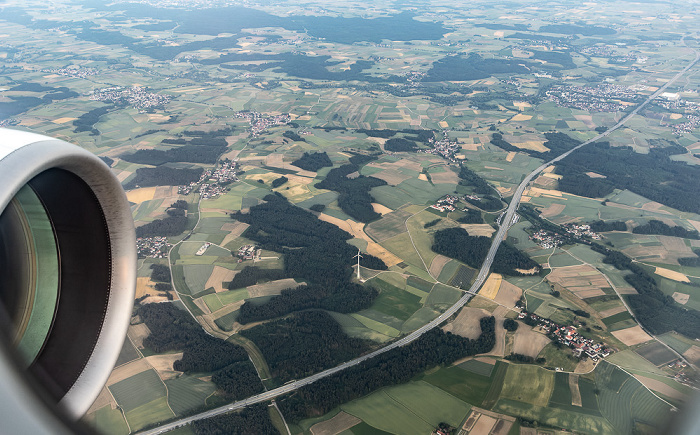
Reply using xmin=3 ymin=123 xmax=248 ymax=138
xmin=353 ymin=249 xmax=363 ymax=280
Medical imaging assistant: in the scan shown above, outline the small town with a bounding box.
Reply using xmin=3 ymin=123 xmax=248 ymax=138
xmin=430 ymin=195 xmax=459 ymax=212
xmin=136 ymin=236 xmax=172 ymax=258
xmin=422 ymin=133 xmax=461 ymax=162
xmin=90 ymin=86 xmax=171 ymax=111
xmin=518 ymin=311 xmax=612 ymax=362
xmin=546 ymin=84 xmax=642 ymax=112
xmin=233 ymin=110 xmax=291 ymax=136
xmin=42 ymin=66 xmax=99 ymax=78
xmin=530 ymin=224 xmax=602 ymax=248
xmin=562 ymin=223 xmax=602 ymax=240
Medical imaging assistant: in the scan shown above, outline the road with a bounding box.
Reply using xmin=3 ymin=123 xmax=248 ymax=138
xmin=139 ymin=41 xmax=699 ymax=435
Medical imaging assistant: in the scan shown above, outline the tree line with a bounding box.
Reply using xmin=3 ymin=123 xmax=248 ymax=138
xmin=124 ymin=166 xmax=203 ymax=189
xmin=278 ymin=316 xmax=495 ymax=422
xmin=632 ymin=219 xmax=699 ymax=239
xmin=191 ymin=403 xmax=277 ymax=434
xmin=232 ymin=193 xmax=386 ymax=323
xmin=314 ymin=154 xmax=387 ymax=222
xmin=292 ymin=151 xmax=333 ymax=171
xmin=591 ymin=244 xmax=700 ymax=338
xmin=138 ymin=303 xmax=264 ymax=400
xmin=432 ymin=227 xmax=540 ymax=276
xmin=240 ymin=310 xmax=373 ymax=383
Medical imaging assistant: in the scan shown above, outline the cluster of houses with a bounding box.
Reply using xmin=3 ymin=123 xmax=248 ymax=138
xmin=233 ymin=110 xmax=291 ymax=137
xmin=546 ymin=84 xmax=642 ymax=113
xmin=421 ymin=134 xmax=461 ymax=162
xmin=530 ymin=229 xmax=565 ymax=249
xmin=178 ymin=161 xmax=239 ymax=197
xmin=136 ymin=237 xmax=171 ymax=259
xmin=43 ymin=66 xmax=98 ymax=78
xmin=236 ymin=244 xmax=258 ymax=262
xmin=518 ymin=311 xmax=612 ymax=362
xmin=562 ymin=223 xmax=602 ymax=240
xmin=430 ymin=195 xmax=459 ymax=212
xmin=90 ymin=86 xmax=171 ymax=111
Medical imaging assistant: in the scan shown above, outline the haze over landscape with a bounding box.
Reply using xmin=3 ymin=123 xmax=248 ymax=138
xmin=3 ymin=0 xmax=700 ymax=434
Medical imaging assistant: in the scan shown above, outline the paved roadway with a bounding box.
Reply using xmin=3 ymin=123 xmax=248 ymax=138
xmin=140 ymin=43 xmax=699 ymax=435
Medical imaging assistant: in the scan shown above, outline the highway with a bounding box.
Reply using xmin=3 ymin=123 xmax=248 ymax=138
xmin=139 ymin=42 xmax=699 ymax=435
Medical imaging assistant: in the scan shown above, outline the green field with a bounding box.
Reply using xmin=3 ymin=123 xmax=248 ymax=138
xmin=351 ymin=313 xmax=401 ymax=337
xmin=370 ymin=278 xmax=423 ymax=320
xmin=635 ymin=341 xmax=677 ymax=366
xmin=340 ymin=381 xmax=470 ymax=435
xmin=500 ymin=364 xmax=555 ymax=407
xmin=109 ymin=369 xmax=167 ymax=412
xmin=125 ymin=397 xmax=175 ymax=432
xmin=422 ymin=365 xmax=494 ymax=406
xmin=201 ymin=292 xmax=224 ymax=312
xmin=658 ymin=332 xmax=694 ymax=354
xmin=183 ymin=264 xmax=215 ymax=295
xmin=217 ymin=288 xmax=250 ymax=305
xmin=165 ymin=375 xmax=217 ymax=415
xmin=458 ymin=359 xmax=495 ymax=377
xmin=425 ymin=284 xmax=463 ymax=307
xmin=214 ymin=310 xmax=239 ymax=331
xmin=115 ymin=338 xmax=141 ymax=367
xmin=91 ymin=406 xmax=129 ymax=435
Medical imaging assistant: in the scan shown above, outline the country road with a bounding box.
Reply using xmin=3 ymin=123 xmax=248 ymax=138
xmin=139 ymin=39 xmax=699 ymax=435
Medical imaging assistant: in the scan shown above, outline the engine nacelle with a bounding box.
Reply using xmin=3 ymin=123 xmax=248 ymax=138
xmin=0 ymin=128 xmax=135 ymax=432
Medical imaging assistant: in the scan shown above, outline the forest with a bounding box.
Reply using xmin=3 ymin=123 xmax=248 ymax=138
xmin=432 ymin=227 xmax=540 ymax=275
xmin=457 ymin=209 xmax=484 ymax=224
xmin=490 ymin=133 xmax=520 ymax=153
xmin=591 ymin=245 xmax=700 ymax=338
xmin=120 ymin=144 xmax=225 ymax=165
xmin=314 ymin=154 xmax=387 ymax=222
xmin=73 ymin=105 xmax=113 ymax=135
xmin=228 ymin=266 xmax=286 ymax=290
xmin=279 ymin=316 xmax=495 ymax=421
xmin=123 ymin=166 xmax=203 ymax=189
xmin=384 ymin=137 xmax=418 ymax=152
xmin=271 ymin=176 xmax=288 ymax=188
xmin=191 ymin=404 xmax=276 ymax=434
xmin=232 ymin=193 xmax=385 ymax=322
xmin=632 ymin=219 xmax=699 ymax=239
xmin=588 ymin=220 xmax=627 ymax=232
xmin=282 ymin=130 xmax=306 ymax=142
xmin=135 ymin=215 xmax=188 ymax=238
xmin=240 ymin=310 xmax=373 ymax=383
xmin=550 ymin=138 xmax=700 ymax=215
xmin=424 ymin=53 xmax=529 ymax=81
xmin=458 ymin=165 xmax=495 ymax=195
xmin=138 ymin=303 xmax=263 ymax=399
xmin=291 ymin=151 xmax=333 ymax=171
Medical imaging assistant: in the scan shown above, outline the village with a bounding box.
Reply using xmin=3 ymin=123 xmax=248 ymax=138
xmin=179 ymin=160 xmax=239 ymax=197
xmin=429 ymin=194 xmax=459 ymax=212
xmin=530 ymin=223 xmax=602 ymax=249
xmin=136 ymin=236 xmax=171 ymax=259
xmin=236 ymin=244 xmax=259 ymax=262
xmin=233 ymin=110 xmax=291 ymax=137
xmin=546 ymin=83 xmax=642 ymax=113
xmin=422 ymin=133 xmax=461 ymax=162
xmin=90 ymin=86 xmax=171 ymax=111
xmin=517 ymin=311 xmax=612 ymax=362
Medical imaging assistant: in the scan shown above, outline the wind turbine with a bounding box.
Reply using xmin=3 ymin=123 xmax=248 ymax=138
xmin=353 ymin=249 xmax=363 ymax=280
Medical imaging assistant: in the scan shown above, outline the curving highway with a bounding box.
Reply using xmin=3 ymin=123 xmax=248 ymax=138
xmin=139 ymin=41 xmax=699 ymax=435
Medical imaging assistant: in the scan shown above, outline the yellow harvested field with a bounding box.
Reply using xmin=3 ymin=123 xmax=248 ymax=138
xmin=193 ymin=297 xmax=211 ymax=314
xmin=126 ymin=187 xmax=157 ymax=204
xmin=513 ymin=323 xmax=551 ymax=357
xmin=480 ymin=273 xmax=502 ymax=299
xmin=371 ymin=203 xmax=393 ymax=215
xmin=511 ymin=113 xmax=532 ymax=121
xmin=670 ymin=113 xmax=683 ymax=120
xmin=672 ymin=292 xmax=690 ymax=304
xmin=318 ymin=213 xmax=402 ymax=266
xmin=310 ymin=412 xmax=362 ymax=435
xmin=683 ymin=346 xmax=700 ymax=364
xmin=513 ymin=101 xmax=531 ymax=108
xmin=135 ymin=276 xmax=157 ymax=299
xmin=611 ymin=325 xmax=653 ymax=346
xmin=418 ymin=173 xmax=429 ymax=181
xmin=505 ymin=152 xmax=516 ymax=162
xmin=599 ymin=306 xmax=628 ymax=318
xmin=444 ymin=307 xmax=491 ymax=339
xmin=106 ymin=358 xmax=151 ymax=386
xmin=462 ymin=223 xmax=496 ymax=237
xmin=87 ymin=387 xmax=117 ymax=414
xmin=494 ymin=280 xmax=523 ymax=308
xmin=471 ymin=415 xmax=497 ymax=435
xmin=128 ymin=323 xmax=151 ymax=349
xmin=635 ymin=375 xmax=688 ymax=400
xmin=542 ymin=172 xmax=563 ymax=180
xmin=52 ymin=117 xmax=77 ymax=124
xmin=540 ymin=203 xmax=565 ymax=218
xmin=574 ymin=358 xmax=597 ymax=374
xmin=585 ymin=172 xmax=607 ymax=179
xmin=655 ymin=267 xmax=690 ymax=283
xmin=530 ymin=187 xmax=563 ymax=197
xmin=146 ymin=353 xmax=184 ymax=381
xmin=511 ymin=140 xmax=549 ymax=152
xmin=429 ymin=254 xmax=452 ymax=278
xmin=206 ymin=266 xmax=237 ymax=293
xmin=487 ymin=306 xmax=508 ymax=357
xmin=547 ymin=265 xmax=610 ymax=299
xmin=248 ymin=278 xmax=303 ymax=298
xmin=221 ymin=222 xmax=250 ymax=247
xmin=141 ymin=295 xmax=170 ymax=304
xmin=439 ymin=120 xmax=449 ymax=128
xmin=570 ymin=374 xmax=582 ymax=406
